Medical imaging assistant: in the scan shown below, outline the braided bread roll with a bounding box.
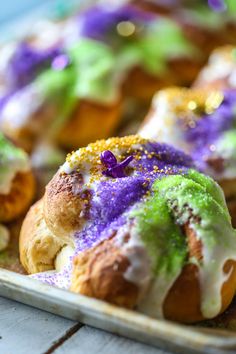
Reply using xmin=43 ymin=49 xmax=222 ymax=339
xmin=20 ymin=136 xmax=236 ymax=323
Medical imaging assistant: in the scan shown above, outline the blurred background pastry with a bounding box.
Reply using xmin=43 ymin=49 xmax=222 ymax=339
xmin=20 ymin=135 xmax=236 ymax=323
xmin=0 ymin=40 xmax=122 ymax=152
xmin=69 ymin=3 xmax=201 ymax=101
xmin=139 ymin=87 xmax=236 ymax=225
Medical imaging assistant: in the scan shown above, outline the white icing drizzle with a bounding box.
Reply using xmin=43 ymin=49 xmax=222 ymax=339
xmin=30 ymin=20 xmax=65 ymax=50
xmin=31 ymin=142 xmax=65 ymax=169
xmin=0 ymin=42 xmax=17 ymax=95
xmin=0 ymin=224 xmax=10 ymax=251
xmin=0 ymin=84 xmax=45 ymax=131
xmin=0 ymin=139 xmax=30 ymax=195
xmin=138 ymin=271 xmax=182 ymax=319
xmin=139 ymin=90 xmax=190 ymax=152
xmin=115 ymin=221 xmax=182 ymax=319
xmin=60 ymin=143 xmax=143 ymax=186
xmin=115 ymin=223 xmax=152 ymax=302
xmin=60 ymin=151 xmax=94 ymax=186
xmin=204 ymin=133 xmax=236 ymax=181
xmin=193 ymin=220 xmax=236 ymax=319
xmin=196 ymin=49 xmax=236 ymax=88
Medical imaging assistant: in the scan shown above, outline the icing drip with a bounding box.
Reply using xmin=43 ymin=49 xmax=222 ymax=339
xmin=132 ymin=170 xmax=236 ymax=319
xmin=0 ymin=134 xmax=30 ymax=194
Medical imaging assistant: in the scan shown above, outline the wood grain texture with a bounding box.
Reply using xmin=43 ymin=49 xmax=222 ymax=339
xmin=54 ymin=326 xmax=170 ymax=354
xmin=0 ymin=296 xmax=77 ymax=354
xmin=0 ymin=296 xmax=169 ymax=354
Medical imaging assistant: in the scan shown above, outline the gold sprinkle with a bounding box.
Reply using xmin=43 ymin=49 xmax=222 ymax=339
xmin=188 ymin=101 xmax=197 ymax=110
xmin=117 ymin=21 xmax=136 ymax=37
xmin=205 ymin=91 xmax=224 ymax=114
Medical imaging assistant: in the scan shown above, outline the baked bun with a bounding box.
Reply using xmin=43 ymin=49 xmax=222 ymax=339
xmin=0 ymin=40 xmax=121 ymax=153
xmin=194 ymin=46 xmax=236 ymax=90
xmin=139 ymin=87 xmax=236 ymax=225
xmin=20 ymin=135 xmax=236 ymax=323
xmin=0 ymin=134 xmax=35 ymax=251
xmin=72 ymin=4 xmax=203 ymax=103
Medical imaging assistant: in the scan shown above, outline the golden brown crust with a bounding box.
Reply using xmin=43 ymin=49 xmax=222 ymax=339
xmin=164 ymin=225 xmax=236 ymax=322
xmin=183 ymin=222 xmax=202 ymax=261
xmin=2 ymin=99 xmax=121 ymax=153
xmin=20 ymin=198 xmax=74 ymax=274
xmin=219 ymin=178 xmax=236 ymax=200
xmin=57 ymin=99 xmax=121 ymax=150
xmin=2 ymin=101 xmax=58 ymax=153
xmin=123 ymin=60 xmax=203 ymax=102
xmin=163 ymin=260 xmax=236 ymax=323
xmin=70 ymin=237 xmax=139 ymax=308
xmin=217 ymin=178 xmax=236 ymax=227
xmin=123 ymin=66 xmax=174 ymax=102
xmin=226 ymin=199 xmax=236 ymax=228
xmin=44 ymin=171 xmax=90 ymax=237
xmin=0 ymin=171 xmax=35 ymax=223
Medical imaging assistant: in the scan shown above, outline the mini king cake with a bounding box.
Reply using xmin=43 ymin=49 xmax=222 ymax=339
xmin=20 ymin=135 xmax=236 ymax=323
xmin=139 ymin=88 xmax=236 ymax=225
xmin=66 ymin=3 xmax=199 ymax=102
xmin=0 ymin=133 xmax=35 ymax=251
xmin=0 ymin=39 xmax=121 ymax=152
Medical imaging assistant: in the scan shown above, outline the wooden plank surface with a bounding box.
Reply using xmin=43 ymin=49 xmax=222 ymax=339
xmin=0 ymin=296 xmax=170 ymax=354
xmin=0 ymin=296 xmax=77 ymax=354
xmin=54 ymin=326 xmax=170 ymax=354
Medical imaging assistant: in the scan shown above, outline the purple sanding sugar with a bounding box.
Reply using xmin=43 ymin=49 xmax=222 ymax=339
xmin=34 ymin=142 xmax=193 ymax=287
xmin=7 ymin=42 xmax=61 ymax=89
xmin=74 ymin=142 xmax=193 ymax=253
xmin=208 ymin=0 xmax=226 ymax=12
xmin=78 ymin=4 xmax=154 ymax=42
xmin=0 ymin=93 xmax=13 ymax=114
xmin=184 ymin=90 xmax=236 ymax=170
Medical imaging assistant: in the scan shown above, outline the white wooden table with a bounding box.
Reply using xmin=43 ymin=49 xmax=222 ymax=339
xmin=0 ymin=296 xmax=170 ymax=354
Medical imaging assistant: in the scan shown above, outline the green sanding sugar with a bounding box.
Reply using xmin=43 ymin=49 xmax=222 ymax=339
xmin=0 ymin=133 xmax=29 ymax=191
xmin=0 ymin=133 xmax=28 ymax=166
xmin=131 ymin=169 xmax=234 ymax=278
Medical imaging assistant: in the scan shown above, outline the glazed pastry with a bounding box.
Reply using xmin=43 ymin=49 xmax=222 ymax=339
xmin=67 ymin=3 xmax=200 ymax=102
xmin=20 ymin=135 xmax=236 ymax=323
xmin=139 ymin=87 xmax=236 ymax=224
xmin=0 ymin=40 xmax=121 ymax=152
xmin=194 ymin=45 xmax=236 ymax=90
xmin=133 ymin=0 xmax=233 ymax=56
xmin=0 ymin=133 xmax=35 ymax=251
